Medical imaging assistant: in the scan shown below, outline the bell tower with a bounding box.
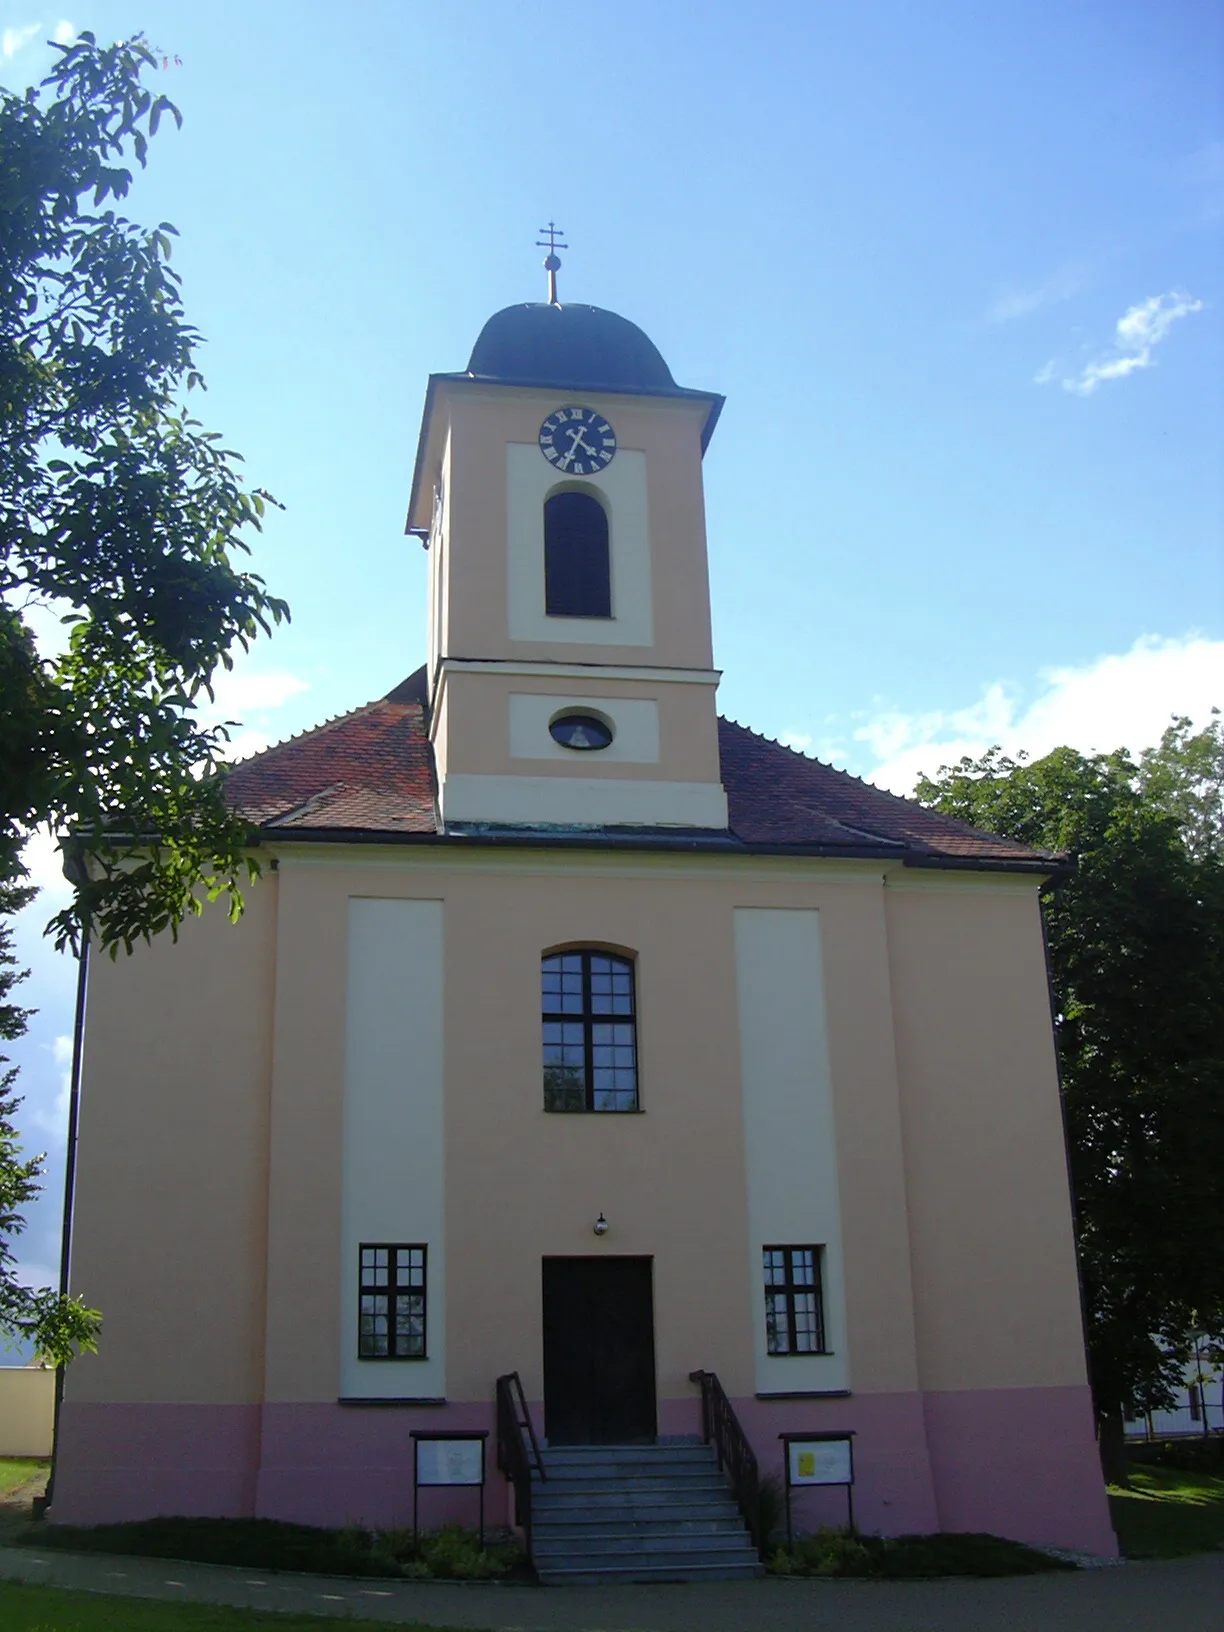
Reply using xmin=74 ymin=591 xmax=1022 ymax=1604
xmin=406 ymin=245 xmax=727 ymax=831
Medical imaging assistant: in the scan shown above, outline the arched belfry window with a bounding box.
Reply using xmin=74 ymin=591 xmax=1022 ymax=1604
xmin=544 ymin=489 xmax=611 ymax=618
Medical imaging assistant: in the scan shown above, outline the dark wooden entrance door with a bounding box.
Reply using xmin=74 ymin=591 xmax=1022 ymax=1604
xmin=542 ymin=1257 xmax=657 ymax=1445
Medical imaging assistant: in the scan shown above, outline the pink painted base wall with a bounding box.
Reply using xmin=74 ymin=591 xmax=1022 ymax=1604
xmin=51 ymin=1383 xmax=1116 ymax=1556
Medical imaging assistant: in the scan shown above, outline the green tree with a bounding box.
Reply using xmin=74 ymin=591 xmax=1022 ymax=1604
xmin=916 ymin=714 xmax=1224 ymax=1484
xmin=3 ymin=33 xmax=286 ymax=1361
xmin=2 ymin=31 xmax=287 ymax=955
xmin=0 ymin=865 xmax=100 ymax=1362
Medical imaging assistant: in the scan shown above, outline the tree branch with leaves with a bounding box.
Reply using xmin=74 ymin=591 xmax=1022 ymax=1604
xmin=916 ymin=713 xmax=1224 ymax=1484
xmin=2 ymin=31 xmax=288 ymax=1363
xmin=2 ymin=31 xmax=288 ymax=956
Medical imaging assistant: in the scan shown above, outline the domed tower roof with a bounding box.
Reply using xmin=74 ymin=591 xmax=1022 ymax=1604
xmin=467 ymin=302 xmax=677 ymax=394
xmin=406 ymin=288 xmax=725 ymax=533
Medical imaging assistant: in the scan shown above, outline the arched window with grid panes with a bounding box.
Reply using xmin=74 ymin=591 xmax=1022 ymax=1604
xmin=542 ymin=950 xmax=638 ymax=1111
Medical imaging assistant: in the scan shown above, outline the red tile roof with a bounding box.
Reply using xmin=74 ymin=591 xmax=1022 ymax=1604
xmin=716 ymin=718 xmax=1051 ymax=862
xmin=225 ymin=698 xmax=436 ymax=834
xmin=224 ymin=675 xmax=1057 ymax=869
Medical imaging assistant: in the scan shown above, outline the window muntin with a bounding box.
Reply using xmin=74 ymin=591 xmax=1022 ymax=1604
xmin=359 ymin=1243 xmax=427 ymax=1359
xmin=544 ymin=489 xmax=611 ymax=618
xmin=763 ymin=1245 xmax=826 ymax=1355
xmin=542 ymin=951 xmax=638 ymax=1112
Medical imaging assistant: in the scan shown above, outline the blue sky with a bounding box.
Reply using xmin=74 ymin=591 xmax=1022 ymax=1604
xmin=2 ymin=1 xmax=1221 ymax=1313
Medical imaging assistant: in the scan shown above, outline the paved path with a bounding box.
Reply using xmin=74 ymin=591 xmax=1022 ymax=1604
xmin=1 ymin=1544 xmax=1221 ymax=1632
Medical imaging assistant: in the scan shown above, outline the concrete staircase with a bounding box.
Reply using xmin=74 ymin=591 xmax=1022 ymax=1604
xmin=531 ymin=1439 xmax=763 ymax=1585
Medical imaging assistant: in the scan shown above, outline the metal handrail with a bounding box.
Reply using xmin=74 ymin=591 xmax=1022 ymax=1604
xmin=495 ymin=1371 xmax=545 ymax=1562
xmin=690 ymin=1368 xmax=764 ymax=1556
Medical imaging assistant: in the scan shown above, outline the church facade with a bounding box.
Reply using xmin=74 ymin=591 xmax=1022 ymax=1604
xmin=53 ymin=291 xmax=1117 ymax=1556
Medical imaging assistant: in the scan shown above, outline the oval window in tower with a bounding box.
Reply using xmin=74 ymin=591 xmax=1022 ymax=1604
xmin=544 ymin=489 xmax=611 ymax=618
xmin=549 ymin=711 xmax=614 ymax=751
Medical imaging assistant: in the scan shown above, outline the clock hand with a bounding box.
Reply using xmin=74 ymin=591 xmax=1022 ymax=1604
xmin=557 ymin=423 xmax=586 ymax=470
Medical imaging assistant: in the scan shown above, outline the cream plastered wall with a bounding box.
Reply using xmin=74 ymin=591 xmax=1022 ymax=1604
xmin=258 ymin=847 xmax=934 ymax=1408
xmin=432 ymin=664 xmax=728 ymax=828
xmin=434 ymin=667 xmax=720 ymax=783
xmin=418 ymin=384 xmax=716 ymax=670
xmin=885 ymin=875 xmax=1089 ymax=1391
xmin=64 ymin=874 xmax=278 ymax=1406
xmin=65 ymin=843 xmax=1083 ymax=1417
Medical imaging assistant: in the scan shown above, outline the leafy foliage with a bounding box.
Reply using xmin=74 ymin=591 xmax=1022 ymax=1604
xmin=767 ymin=1527 xmax=1074 ymax=1577
xmin=915 ymin=715 xmax=1224 ymax=1443
xmin=1 ymin=32 xmax=287 ymax=954
xmin=0 ymin=866 xmax=99 ymax=1364
xmin=21 ymin=1515 xmax=525 ymax=1580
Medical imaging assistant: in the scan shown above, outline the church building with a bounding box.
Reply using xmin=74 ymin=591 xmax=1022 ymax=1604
xmin=52 ymin=264 xmax=1117 ymax=1568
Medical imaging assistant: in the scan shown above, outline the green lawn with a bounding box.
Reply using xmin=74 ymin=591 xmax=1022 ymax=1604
xmin=1108 ymin=1460 xmax=1224 ymax=1558
xmin=0 ymin=1459 xmax=47 ymax=1497
xmin=0 ymin=1581 xmax=477 ymax=1631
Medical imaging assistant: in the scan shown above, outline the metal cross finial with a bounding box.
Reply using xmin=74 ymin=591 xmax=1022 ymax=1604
xmin=535 ymin=221 xmax=568 ymax=306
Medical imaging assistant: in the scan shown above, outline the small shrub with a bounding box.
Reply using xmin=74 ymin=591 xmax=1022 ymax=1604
xmin=1128 ymin=1437 xmax=1224 ymax=1476
xmin=767 ymin=1527 xmax=1076 ymax=1579
xmin=18 ymin=1515 xmax=526 ymax=1580
xmin=770 ymin=1526 xmax=878 ymax=1577
xmin=416 ymin=1524 xmax=517 ymax=1580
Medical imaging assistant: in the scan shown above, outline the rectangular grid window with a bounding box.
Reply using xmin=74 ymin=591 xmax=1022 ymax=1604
xmin=358 ymin=1244 xmax=426 ymax=1360
xmin=542 ymin=951 xmax=638 ymax=1112
xmin=763 ymin=1245 xmax=826 ymax=1355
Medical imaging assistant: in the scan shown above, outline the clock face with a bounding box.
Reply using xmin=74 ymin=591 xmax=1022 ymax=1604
xmin=539 ymin=406 xmax=617 ymax=477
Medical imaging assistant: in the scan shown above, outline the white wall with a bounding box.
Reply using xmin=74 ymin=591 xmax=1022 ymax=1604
xmin=0 ymin=1367 xmax=54 ymax=1457
xmin=439 ymin=772 xmax=727 ymax=829
xmin=340 ymin=899 xmax=446 ymax=1399
xmin=734 ymin=908 xmax=849 ymax=1394
xmin=508 ymin=693 xmax=660 ymax=764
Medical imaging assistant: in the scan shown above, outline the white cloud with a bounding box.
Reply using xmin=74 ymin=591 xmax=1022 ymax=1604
xmin=1058 ymin=291 xmax=1204 ymax=396
xmin=779 ymin=730 xmax=812 ymax=753
xmin=201 ymin=667 xmax=309 ymax=761
xmin=30 ymin=1035 xmax=73 ymax=1137
xmin=53 ymin=20 xmax=75 ymax=44
xmin=221 ymin=728 xmax=275 ymax=763
xmin=987 ymin=268 xmax=1081 ymax=325
xmin=2 ymin=23 xmax=40 ymax=58
xmin=857 ymin=634 xmax=1224 ymax=795
xmin=1115 ymin=293 xmax=1202 ymax=351
xmin=206 ymin=668 xmax=309 ymax=716
xmin=14 ymin=827 xmax=73 ymax=905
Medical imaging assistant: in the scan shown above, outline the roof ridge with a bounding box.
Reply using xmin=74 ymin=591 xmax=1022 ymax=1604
xmin=226 ymin=696 xmax=420 ymax=771
xmin=716 ymin=715 xmax=1058 ymax=859
xmin=718 ymin=715 xmax=905 ymax=794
